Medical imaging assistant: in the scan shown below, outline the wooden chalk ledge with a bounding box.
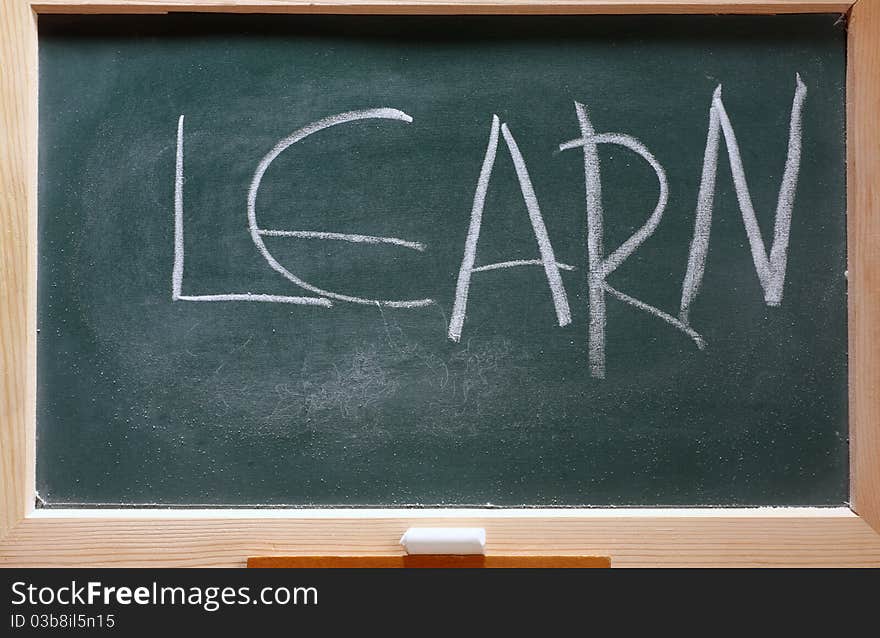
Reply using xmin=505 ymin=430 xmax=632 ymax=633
xmin=247 ymin=556 xmax=611 ymax=568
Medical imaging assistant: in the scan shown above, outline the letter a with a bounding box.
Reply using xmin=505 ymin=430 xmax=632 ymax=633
xmin=447 ymin=115 xmax=572 ymax=342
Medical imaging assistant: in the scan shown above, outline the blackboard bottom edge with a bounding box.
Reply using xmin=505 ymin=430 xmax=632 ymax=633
xmin=29 ymin=505 xmax=854 ymax=516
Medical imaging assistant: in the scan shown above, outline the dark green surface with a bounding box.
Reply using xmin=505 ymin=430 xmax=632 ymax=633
xmin=37 ymin=14 xmax=848 ymax=506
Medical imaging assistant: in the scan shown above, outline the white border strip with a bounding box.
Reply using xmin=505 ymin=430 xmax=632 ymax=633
xmin=29 ymin=507 xmax=856 ymax=520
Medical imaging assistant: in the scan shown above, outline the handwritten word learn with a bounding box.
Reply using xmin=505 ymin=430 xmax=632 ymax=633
xmin=173 ymin=75 xmax=806 ymax=379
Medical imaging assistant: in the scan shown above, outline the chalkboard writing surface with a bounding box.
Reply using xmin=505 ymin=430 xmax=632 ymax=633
xmin=36 ymin=14 xmax=848 ymax=507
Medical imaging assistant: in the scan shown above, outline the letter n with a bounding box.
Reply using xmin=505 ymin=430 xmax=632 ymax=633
xmin=679 ymin=74 xmax=807 ymax=324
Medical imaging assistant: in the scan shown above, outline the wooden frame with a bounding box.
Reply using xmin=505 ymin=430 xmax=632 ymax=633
xmin=2 ymin=0 xmax=879 ymax=567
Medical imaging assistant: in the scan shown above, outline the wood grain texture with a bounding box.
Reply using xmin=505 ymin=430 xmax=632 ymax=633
xmin=848 ymin=0 xmax=880 ymax=535
xmin=248 ymin=555 xmax=612 ymax=567
xmin=2 ymin=510 xmax=880 ymax=567
xmin=28 ymin=0 xmax=855 ymax=16
xmin=0 ymin=0 xmax=37 ymax=540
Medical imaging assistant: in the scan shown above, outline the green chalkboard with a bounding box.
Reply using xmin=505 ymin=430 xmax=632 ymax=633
xmin=36 ymin=13 xmax=848 ymax=507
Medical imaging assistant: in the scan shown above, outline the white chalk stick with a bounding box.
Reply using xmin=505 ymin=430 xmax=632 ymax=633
xmin=399 ymin=528 xmax=486 ymax=555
